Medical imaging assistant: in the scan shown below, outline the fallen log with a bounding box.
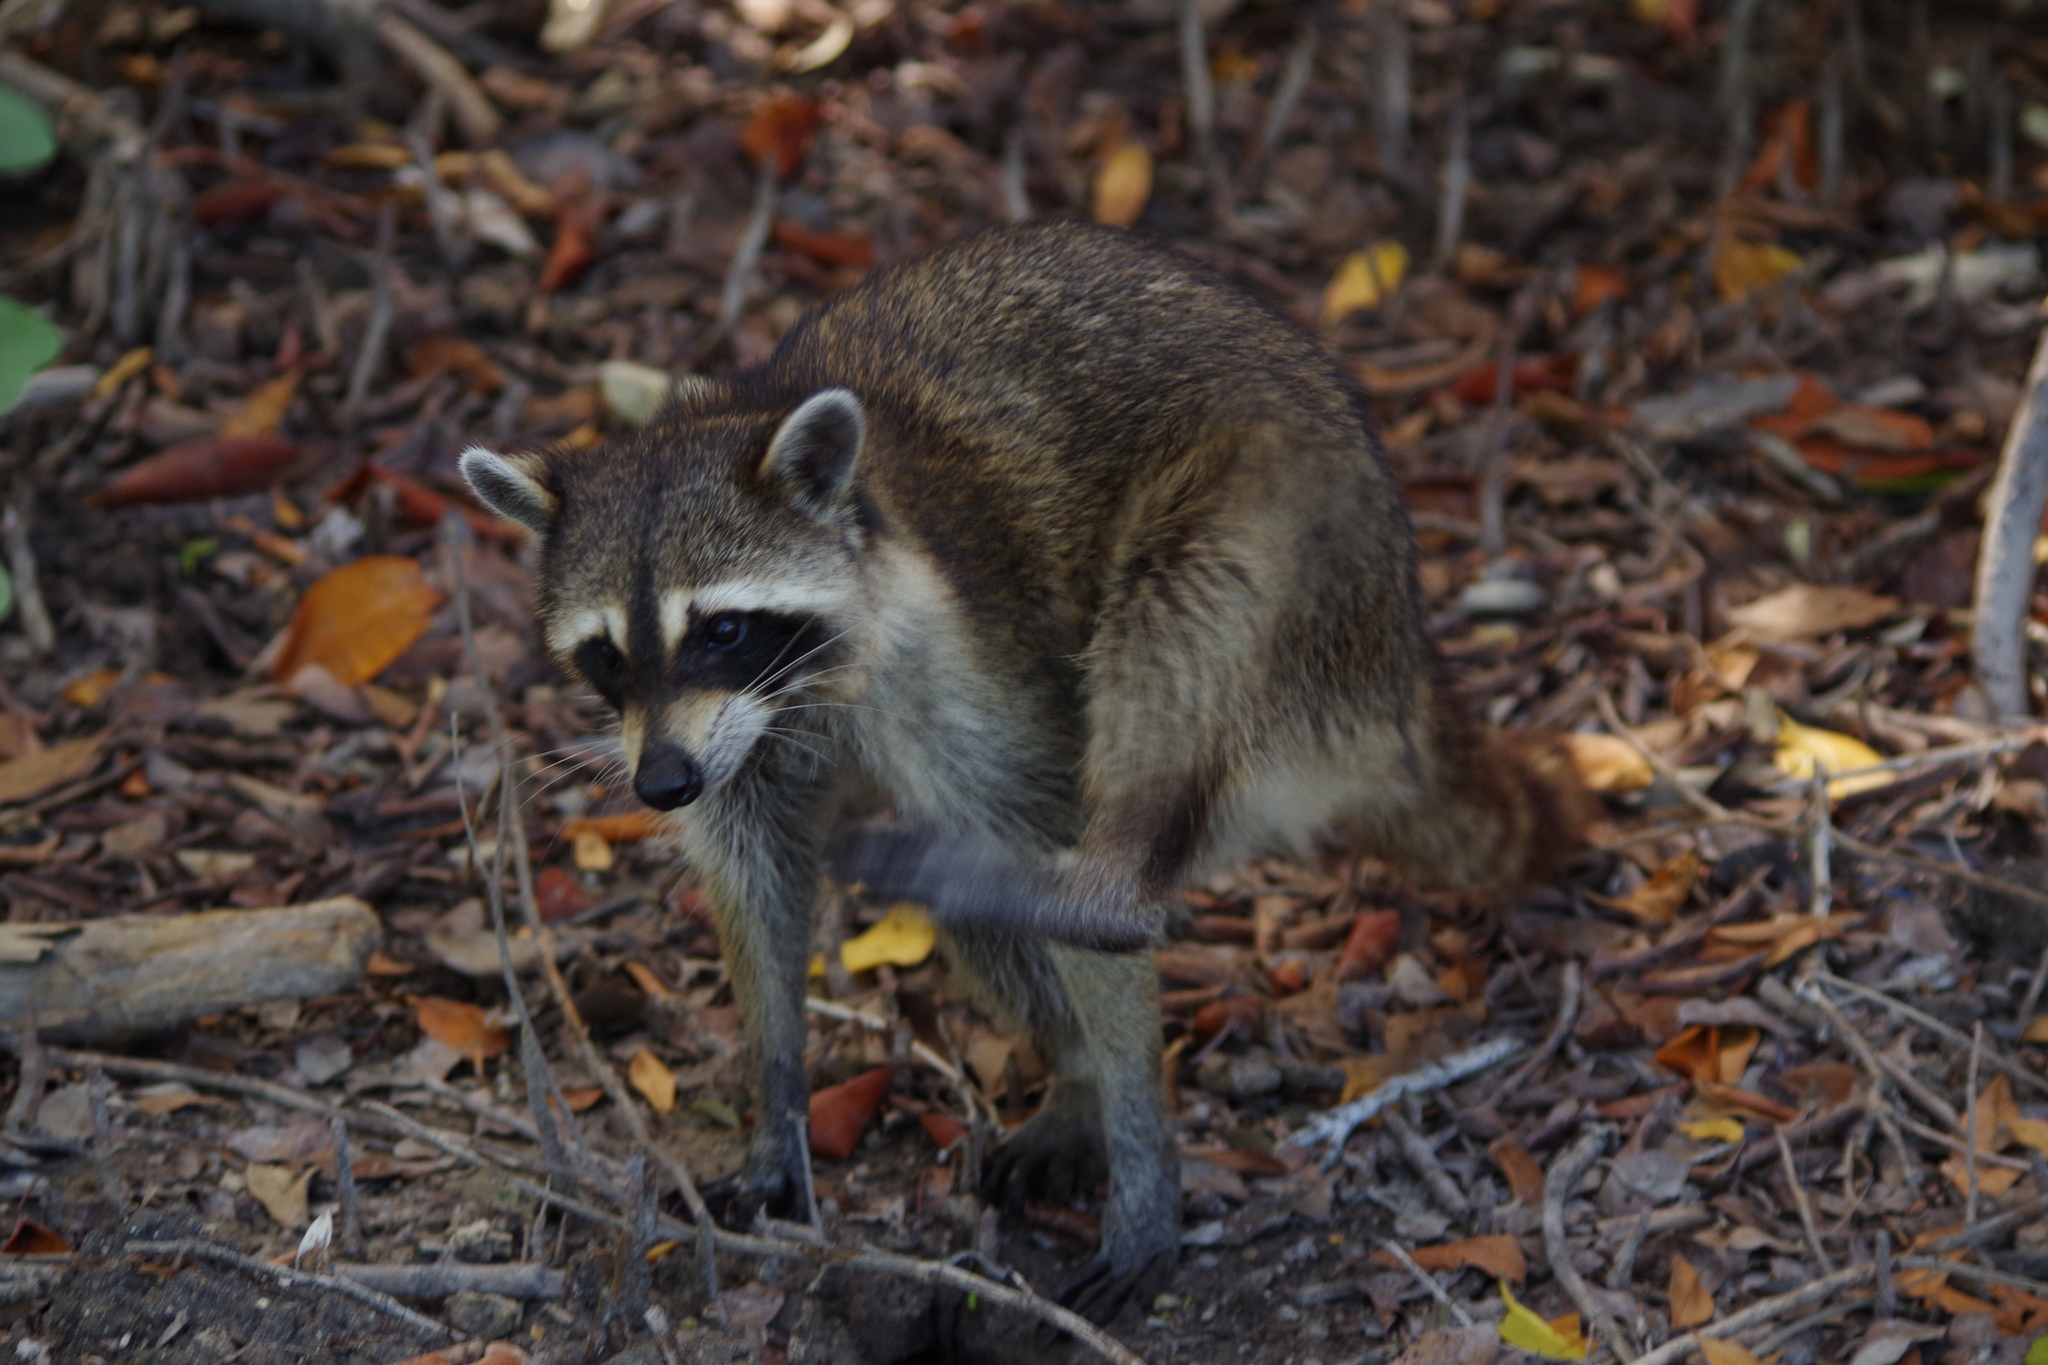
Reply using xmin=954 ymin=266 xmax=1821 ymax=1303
xmin=0 ymin=899 xmax=380 ymax=1043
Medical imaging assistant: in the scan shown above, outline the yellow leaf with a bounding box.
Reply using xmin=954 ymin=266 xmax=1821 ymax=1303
xmin=1629 ymin=0 xmax=1667 ymax=23
xmin=1669 ymin=1253 xmax=1714 ymax=1328
xmin=1680 ymin=1116 xmax=1746 ymax=1143
xmin=1092 ymin=142 xmax=1152 ymax=228
xmin=812 ymin=902 xmax=938 ymax=978
xmin=1498 ymin=1279 xmax=1589 ymax=1360
xmin=629 ymin=1048 xmax=677 ymax=1113
xmin=1773 ymin=715 xmax=1891 ymax=799
xmin=572 ymin=827 xmax=614 ymax=872
xmin=219 ymin=370 xmax=301 ymax=439
xmin=0 ymin=736 xmax=101 ymax=807
xmin=1322 ymin=241 xmax=1410 ymax=325
xmin=273 ymin=556 xmax=445 ymax=687
xmin=2024 ymin=1015 xmax=2048 ymax=1044
xmin=1564 ymin=732 xmax=1654 ymax=793
xmin=1589 ymin=850 xmax=1700 ymax=925
xmin=1714 ymin=238 xmax=1802 ymax=303
xmin=245 ymin=1163 xmax=314 ymax=1229
xmin=1698 ymin=1339 xmax=1766 ymax=1365
xmin=92 ymin=346 xmax=153 ymax=399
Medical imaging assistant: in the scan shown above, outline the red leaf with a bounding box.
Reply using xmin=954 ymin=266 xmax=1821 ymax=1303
xmin=0 ymin=1218 xmax=68 ymax=1254
xmin=88 ymin=435 xmax=299 ymax=508
xmin=918 ymin=1112 xmax=966 ymax=1149
xmin=810 ymin=1066 xmax=893 ymax=1160
xmin=1335 ymin=909 xmax=1401 ymax=982
xmin=1447 ymin=353 xmax=1577 ymax=405
xmin=772 ymin=220 xmax=876 ymax=268
xmin=328 ymin=461 xmax=527 ymax=542
xmin=1192 ymin=994 xmax=1263 ymax=1040
xmin=535 ymin=865 xmax=592 ymax=922
xmin=192 ymin=180 xmax=283 ymax=226
xmin=742 ymin=96 xmax=823 ymax=179
xmin=539 ymin=200 xmax=601 ymax=294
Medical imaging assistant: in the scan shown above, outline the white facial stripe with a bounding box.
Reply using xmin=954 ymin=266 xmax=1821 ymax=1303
xmin=691 ymin=578 xmax=847 ymax=617
xmin=659 ymin=590 xmax=691 ymax=652
xmin=545 ymin=603 xmax=629 ymax=660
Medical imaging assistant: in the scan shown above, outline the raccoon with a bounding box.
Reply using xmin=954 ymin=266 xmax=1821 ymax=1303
xmin=461 ymin=221 xmax=1584 ymax=1322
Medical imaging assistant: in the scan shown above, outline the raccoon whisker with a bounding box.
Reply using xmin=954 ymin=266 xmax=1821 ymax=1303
xmin=757 ymin=728 xmax=831 ymax=764
xmin=746 ymin=620 xmax=865 ymax=696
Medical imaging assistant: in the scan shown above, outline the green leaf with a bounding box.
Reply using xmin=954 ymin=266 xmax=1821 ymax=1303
xmin=0 ymin=565 xmax=14 ymax=625
xmin=0 ymin=296 xmax=62 ymax=415
xmin=0 ymin=84 xmax=54 ymax=176
xmin=2027 ymin=1334 xmax=2048 ymax=1365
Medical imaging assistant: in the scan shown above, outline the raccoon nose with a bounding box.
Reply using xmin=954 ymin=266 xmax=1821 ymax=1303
xmin=634 ymin=744 xmax=704 ymax=810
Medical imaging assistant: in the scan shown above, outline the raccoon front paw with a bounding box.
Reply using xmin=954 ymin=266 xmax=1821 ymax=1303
xmin=702 ymin=1144 xmax=811 ymax=1229
xmin=981 ymin=1108 xmax=1107 ymax=1213
xmin=1055 ymin=1237 xmax=1177 ymax=1327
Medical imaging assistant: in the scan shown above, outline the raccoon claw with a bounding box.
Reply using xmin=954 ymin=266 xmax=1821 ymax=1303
xmin=981 ymin=1118 xmax=1107 ymax=1213
xmin=700 ymin=1162 xmax=806 ymax=1230
xmin=1053 ymin=1248 xmax=1174 ymax=1327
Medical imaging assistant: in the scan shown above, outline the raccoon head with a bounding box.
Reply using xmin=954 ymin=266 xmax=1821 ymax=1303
xmin=461 ymin=387 xmax=869 ymax=810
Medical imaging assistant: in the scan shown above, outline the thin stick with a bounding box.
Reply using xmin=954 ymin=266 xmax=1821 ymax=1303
xmin=2 ymin=502 xmax=53 ymax=657
xmin=1816 ymin=730 xmax=2046 ymax=783
xmin=125 ymin=1239 xmax=452 ymax=1339
xmin=2019 ymin=944 xmax=2048 ymax=1025
xmin=804 ymin=997 xmax=964 ymax=1085
xmin=1543 ymin=1127 xmax=1633 ymax=1362
xmin=373 ymin=11 xmax=501 ymax=147
xmin=1776 ymin=1125 xmax=1833 ymax=1274
xmin=1178 ymin=0 xmax=1214 ymax=170
xmin=1967 ymin=1022 xmax=1984 ymax=1229
xmin=340 ymin=203 xmax=396 ymax=426
xmin=1282 ymin=1035 xmax=1522 ymax=1164
xmin=1875 ymin=1230 xmax=1894 ymax=1316
xmin=718 ymin=160 xmax=778 ymax=332
xmin=1815 ymin=967 xmax=2048 ymax=1100
xmin=1381 ymin=1240 xmax=1474 ymax=1326
xmin=1971 ymin=308 xmax=2048 ymax=718
xmin=1806 ymin=768 xmax=1832 ymax=917
xmin=1384 ymin=1109 xmax=1468 ymax=1215
xmin=1631 ymin=1264 xmax=1874 ymax=1365
xmin=1798 ymin=981 xmax=1961 ymax=1131
xmin=1253 ymin=22 xmax=1317 ymax=168
xmin=1431 ymin=93 xmax=1470 ymax=272
xmin=1608 ymin=1207 xmax=1653 ymax=1292
xmin=1492 ymin=961 xmax=1581 ymax=1104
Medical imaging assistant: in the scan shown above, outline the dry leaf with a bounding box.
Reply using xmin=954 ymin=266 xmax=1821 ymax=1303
xmin=272 ymin=556 xmax=444 ymax=687
xmin=1590 ymin=850 xmax=1700 ymax=924
xmin=1714 ymin=238 xmax=1802 ymax=303
xmin=810 ymin=1066 xmax=893 ymax=1160
xmin=572 ymin=826 xmax=613 ymax=871
xmin=1322 ymin=241 xmax=1411 ymax=325
xmin=1697 ymin=1339 xmax=1765 ymax=1365
xmin=0 ymin=736 xmax=100 ymax=806
xmin=564 ymin=811 xmax=668 ymax=843
xmin=0 ymin=1219 xmax=67 ymax=1254
xmin=218 ymin=370 xmax=300 ymax=439
xmin=1724 ymin=583 xmax=1899 ymax=641
xmin=1379 ymin=1234 xmax=1527 ymax=1283
xmin=1679 ymin=1116 xmax=1745 ymax=1143
xmin=409 ymin=995 xmax=511 ymax=1072
xmin=1668 ymin=1254 xmax=1714 ymax=1328
xmin=623 ymin=961 xmax=675 ymax=999
xmin=1336 ymin=908 xmax=1402 ymax=982
xmin=629 ymin=1048 xmax=676 ymax=1113
xmin=245 ymin=1162 xmax=313 ymax=1229
xmin=1489 ymin=1138 xmax=1546 ymax=1205
xmin=1498 ymin=1279 xmax=1588 ymax=1360
xmin=89 ymin=435 xmax=301 ymax=507
xmin=1092 ymin=141 xmax=1152 ymax=228
xmin=810 ymin=902 xmax=936 ymax=977
xmin=1565 ymin=732 xmax=1654 ymax=793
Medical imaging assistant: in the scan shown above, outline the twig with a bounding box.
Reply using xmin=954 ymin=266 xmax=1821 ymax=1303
xmin=1971 ymin=308 xmax=2048 ymax=719
xmin=1797 ymin=980 xmax=1960 ymax=1131
xmin=1892 ymin=1111 xmax=2030 ymax=1171
xmin=1776 ymin=1125 xmax=1833 ymax=1274
xmin=1967 ymin=1022 xmax=1984 ymax=1229
xmin=1430 ymin=93 xmax=1470 ymax=272
xmin=1384 ymin=1109 xmax=1468 ymax=1215
xmin=2 ymin=502 xmax=53 ymax=658
xmin=1897 ymin=1255 xmax=2048 ymax=1299
xmin=1542 ymin=1126 xmax=1632 ymax=1362
xmin=341 ymin=204 xmax=396 ymax=426
xmin=1607 ymin=1207 xmax=1652 ymax=1292
xmin=1381 ymin=1240 xmax=1473 ymax=1326
xmin=1631 ymin=1264 xmax=1874 ymax=1365
xmin=1282 ymin=1035 xmax=1522 ymax=1165
xmin=124 ymin=1239 xmax=453 ymax=1340
xmin=1253 ymin=21 xmax=1317 ymax=169
xmin=718 ymin=160 xmax=778 ymax=333
xmin=1368 ymin=0 xmax=1409 ymax=178
xmin=2020 ymin=943 xmax=2048 ymax=1024
xmin=336 ymin=1261 xmax=564 ymax=1300
xmin=804 ymin=997 xmax=964 ymax=1086
xmin=1834 ymin=828 xmax=2048 ymax=915
xmin=1485 ymin=960 xmax=1581 ymax=1109
xmin=372 ymin=11 xmax=501 ymax=147
xmin=1814 ymin=966 xmax=2048 ymax=1100
xmin=1594 ymin=692 xmax=1742 ymax=824
xmin=1875 ymin=1230 xmax=1894 ymax=1316
xmin=1805 ymin=769 xmax=1832 ymax=917
xmin=329 ymin=1116 xmax=361 ymax=1259
xmin=1178 ymin=0 xmax=1214 ymax=171
xmin=1818 ymin=730 xmax=2046 ymax=784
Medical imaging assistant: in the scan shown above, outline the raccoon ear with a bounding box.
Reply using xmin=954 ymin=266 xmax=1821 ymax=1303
xmin=460 ymin=446 xmax=557 ymax=539
xmin=760 ymin=389 xmax=864 ymax=520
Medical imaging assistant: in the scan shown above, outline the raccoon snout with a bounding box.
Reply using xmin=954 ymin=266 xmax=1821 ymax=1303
xmin=634 ymin=743 xmax=704 ymax=810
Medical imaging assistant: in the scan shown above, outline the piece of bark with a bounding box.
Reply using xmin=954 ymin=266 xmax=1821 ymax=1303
xmin=334 ymin=1261 xmax=565 ymax=1300
xmin=0 ymin=899 xmax=379 ymax=1043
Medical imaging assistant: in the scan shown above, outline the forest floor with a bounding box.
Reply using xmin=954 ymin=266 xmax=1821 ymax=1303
xmin=3 ymin=0 xmax=2048 ymax=1362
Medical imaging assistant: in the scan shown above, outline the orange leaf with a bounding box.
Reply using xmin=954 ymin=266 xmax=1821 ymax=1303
xmin=1714 ymin=237 xmax=1801 ymax=303
xmin=628 ymin=1048 xmax=676 ymax=1113
xmin=563 ymin=811 xmax=669 ymax=843
xmin=919 ymin=1112 xmax=966 ymax=1149
xmin=1572 ymin=265 xmax=1627 ymax=316
xmin=1192 ymin=994 xmax=1263 ymax=1040
xmin=1092 ymin=142 xmax=1152 ymax=228
xmin=1695 ymin=1079 xmax=1799 ymax=1124
xmin=219 ymin=370 xmax=301 ymax=439
xmin=810 ymin=1066 xmax=893 ymax=1160
xmin=409 ymin=995 xmax=510 ymax=1072
xmin=1668 ymin=1253 xmax=1714 ymax=1328
xmin=561 ymin=1084 xmax=605 ymax=1113
xmin=1808 ymin=405 xmax=1934 ymax=452
xmin=772 ymin=220 xmax=876 ymax=268
xmin=89 ymin=435 xmax=300 ymax=508
xmin=1490 ymin=1138 xmax=1546 ymax=1206
xmin=1697 ymin=1340 xmax=1765 ymax=1365
xmin=272 ymin=556 xmax=444 ymax=687
xmin=407 ymin=337 xmax=505 ymax=395
xmin=365 ymin=950 xmax=414 ymax=976
xmin=0 ymin=1218 xmax=68 ymax=1254
xmin=1336 ymin=908 xmax=1401 ymax=981
xmin=623 ymin=961 xmax=675 ymax=999
xmin=741 ymin=96 xmax=822 ymax=178
xmin=1589 ymin=850 xmax=1700 ymax=924
xmin=539 ymin=200 xmax=600 ymax=294
xmin=1380 ymin=1234 xmax=1527 ymax=1283
xmin=534 ymin=865 xmax=592 ymax=921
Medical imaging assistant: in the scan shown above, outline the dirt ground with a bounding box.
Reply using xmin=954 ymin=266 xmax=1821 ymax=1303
xmin=4 ymin=0 xmax=2048 ymax=1362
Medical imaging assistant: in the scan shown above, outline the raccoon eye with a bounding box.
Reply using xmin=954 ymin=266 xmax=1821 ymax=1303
xmin=704 ymin=613 xmax=746 ymax=649
xmin=575 ymin=637 xmax=626 ymax=700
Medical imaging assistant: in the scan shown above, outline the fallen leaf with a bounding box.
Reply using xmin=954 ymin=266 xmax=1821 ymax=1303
xmin=1092 ymin=141 xmax=1152 ymax=228
xmin=92 ymin=346 xmax=153 ymax=398
xmin=1724 ymin=583 xmax=1899 ymax=641
xmin=408 ymin=995 xmax=511 ymax=1073
xmin=629 ymin=1049 xmax=676 ymax=1113
xmin=1192 ymin=994 xmax=1263 ymax=1040
xmin=741 ymin=95 xmax=822 ymax=178
xmin=1565 ymin=732 xmax=1654 ymax=793
xmin=1590 ymin=850 xmax=1700 ymax=925
xmin=810 ymin=1066 xmax=893 ymax=1159
xmin=773 ymin=220 xmax=876 ymax=268
xmin=1773 ymin=716 xmax=1890 ymax=799
xmin=1715 ymin=237 xmax=1802 ymax=303
xmin=0 ymin=736 xmax=100 ymax=806
xmin=1679 ymin=1117 xmax=1745 ymax=1143
xmin=564 ymin=811 xmax=668 ymax=843
xmin=720 ymin=1281 xmax=788 ymax=1331
xmin=365 ymin=950 xmax=414 ymax=976
xmin=1377 ymin=1234 xmax=1527 ymax=1283
xmin=811 ymin=902 xmax=936 ymax=977
xmin=539 ymin=199 xmax=601 ymax=294
xmin=623 ymin=961 xmax=675 ymax=999
xmin=919 ymin=1112 xmax=966 ymax=1149
xmin=1809 ymin=405 xmax=1934 ymax=453
xmin=0 ymin=1219 xmax=67 ymax=1254
xmin=272 ymin=557 xmax=444 ymax=687
xmin=1322 ymin=241 xmax=1411 ymax=324
xmin=1697 ymin=1340 xmax=1765 ymax=1365
xmin=561 ymin=1085 xmax=604 ymax=1113
xmin=534 ymin=865 xmax=593 ymax=921
xmin=1449 ymin=353 xmax=1577 ymax=405
xmin=1489 ymin=1138 xmax=1546 ymax=1205
xmin=1669 ymin=1254 xmax=1714 ymax=1328
xmin=407 ymin=337 xmax=505 ymax=394
xmin=1774 ymin=1062 xmax=1858 ymax=1107
xmin=88 ymin=435 xmax=300 ymax=507
xmin=1572 ymin=264 xmax=1628 ymax=315
xmin=1336 ymin=908 xmax=1402 ymax=981
xmin=132 ymin=1082 xmax=221 ymax=1115
xmin=218 ymin=370 xmax=300 ymax=439
xmin=245 ymin=1162 xmax=313 ymax=1229
xmin=1498 ymin=1279 xmax=1588 ymax=1360
xmin=192 ymin=180 xmax=282 ymax=225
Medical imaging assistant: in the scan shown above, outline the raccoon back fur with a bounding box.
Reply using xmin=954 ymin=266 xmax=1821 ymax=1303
xmin=462 ymin=220 xmax=1586 ymax=1322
